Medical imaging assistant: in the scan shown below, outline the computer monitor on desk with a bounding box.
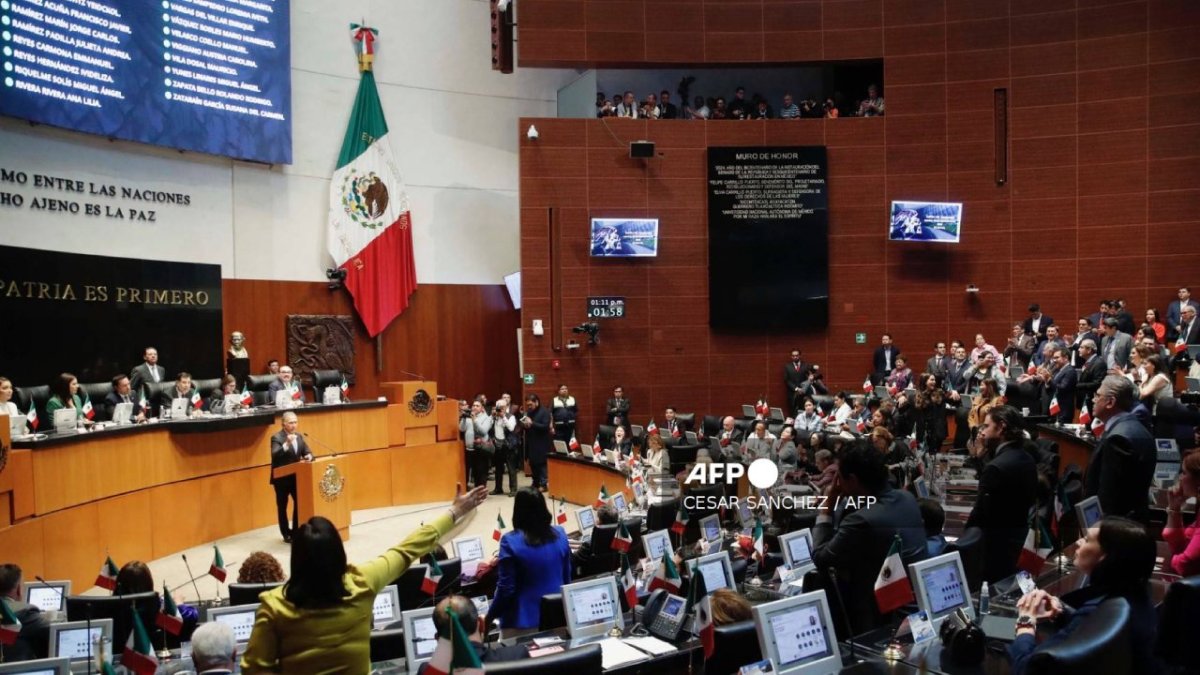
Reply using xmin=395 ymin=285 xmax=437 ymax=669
xmin=642 ymin=529 xmax=671 ymax=566
xmin=22 ymin=580 xmax=70 ymax=612
xmin=699 ymin=514 xmax=721 ymax=544
xmin=453 ymin=536 xmax=485 ymax=564
xmin=47 ymin=619 xmax=113 ymax=662
xmin=752 ymin=590 xmax=842 ymax=674
xmin=685 ymin=551 xmax=735 ymax=594
xmin=576 ymin=506 xmax=597 ymax=538
xmin=610 ymin=492 xmax=627 ymax=514
xmin=66 ymin=592 xmax=159 ymax=654
xmin=778 ymin=529 xmax=815 ymax=575
xmin=561 ymin=576 xmax=624 ymax=643
xmin=909 ymin=552 xmax=973 ymax=629
xmin=400 ymin=607 xmax=438 ymax=668
xmin=373 ymin=585 xmax=400 ymax=629
xmin=1075 ymin=496 xmax=1103 ymax=532
xmin=206 ymin=604 xmax=259 ymax=646
xmin=0 ymin=657 xmax=72 ymax=675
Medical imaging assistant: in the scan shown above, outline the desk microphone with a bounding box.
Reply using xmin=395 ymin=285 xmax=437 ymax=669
xmin=394 ymin=368 xmax=428 ymax=382
xmin=180 ymin=554 xmax=204 ymax=603
xmin=302 ymin=432 xmax=340 ymax=458
xmin=826 ymin=567 xmax=858 ymax=664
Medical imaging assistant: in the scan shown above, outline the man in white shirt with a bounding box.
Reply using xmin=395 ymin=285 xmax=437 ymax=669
xmin=617 ymin=91 xmax=639 ymax=118
xmin=741 ymin=420 xmax=776 ymax=460
xmin=828 ymin=391 xmax=852 ymax=426
xmin=689 ymin=96 xmax=710 ymax=119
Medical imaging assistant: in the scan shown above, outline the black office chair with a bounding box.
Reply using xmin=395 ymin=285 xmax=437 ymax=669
xmin=768 ymin=422 xmax=784 ymax=437
xmin=706 ymin=620 xmax=762 ymax=675
xmin=396 ymin=564 xmax=432 ymax=611
xmin=192 ymin=378 xmax=221 ymax=400
xmin=311 ymin=369 xmax=342 ymax=399
xmin=702 ymin=415 xmax=721 ymax=438
xmin=435 ymin=558 xmax=463 ymax=599
xmin=14 ymin=384 xmax=49 ymax=423
xmin=484 ymin=643 xmax=602 ymax=674
xmin=539 ymin=593 xmax=565 ymax=630
xmin=668 ymin=444 xmax=700 ymax=474
xmin=145 ymin=380 xmax=173 ymax=416
xmin=369 ymin=627 xmax=406 ymax=662
xmin=248 ymin=374 xmax=277 ymax=407
xmin=581 ymin=525 xmax=619 ymax=577
xmin=1025 ymin=597 xmax=1132 ymax=674
xmin=646 ymin=498 xmax=678 ymax=532
xmin=760 ymin=552 xmax=785 ymax=580
xmin=675 ymin=412 xmax=695 ymax=431
xmin=730 ymin=557 xmax=749 ymax=585
xmin=78 ymin=382 xmax=110 ymax=411
xmin=228 ymin=582 xmax=283 ymax=606
xmin=1155 ymin=575 xmax=1200 ymax=670
xmin=945 ymin=526 xmax=985 ymax=593
xmin=67 ymin=592 xmax=166 ymax=649
xmin=621 ymin=516 xmax=645 ymax=561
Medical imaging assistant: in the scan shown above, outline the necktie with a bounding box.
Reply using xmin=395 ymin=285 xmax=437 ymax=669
xmin=151 ymin=366 xmax=159 ymax=383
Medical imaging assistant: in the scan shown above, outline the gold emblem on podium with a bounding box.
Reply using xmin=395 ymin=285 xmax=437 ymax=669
xmin=319 ymin=464 xmax=346 ymax=502
xmin=408 ymin=389 xmax=434 ymax=417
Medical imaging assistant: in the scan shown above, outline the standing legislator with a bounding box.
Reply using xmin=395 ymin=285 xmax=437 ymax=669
xmin=270 ymin=412 xmax=313 ymax=542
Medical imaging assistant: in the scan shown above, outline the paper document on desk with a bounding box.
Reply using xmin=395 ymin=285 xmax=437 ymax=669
xmin=624 ymin=635 xmax=677 ymax=656
xmin=599 ymin=637 xmax=651 ymax=668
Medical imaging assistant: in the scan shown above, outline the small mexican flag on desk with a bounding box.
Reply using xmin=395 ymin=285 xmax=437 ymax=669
xmin=209 ymin=545 xmax=227 ymax=582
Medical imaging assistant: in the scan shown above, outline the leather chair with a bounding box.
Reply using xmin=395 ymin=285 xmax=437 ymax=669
xmin=730 ymin=557 xmax=748 ymax=585
xmin=706 ymin=620 xmax=762 ymax=675
xmin=621 ymin=515 xmax=645 ymax=561
xmin=702 ymin=415 xmax=722 ymax=438
xmin=229 ymin=581 xmax=283 ymax=606
xmin=78 ymin=382 xmax=110 ymax=411
xmin=1025 ymin=597 xmax=1132 ymax=674
xmin=675 ymin=412 xmax=695 ymax=430
xmin=483 ymin=643 xmax=602 ymax=674
xmin=811 ymin=395 xmax=835 ymax=414
xmin=945 ymin=526 xmax=986 ymax=593
xmin=768 ymin=422 xmax=784 ymax=437
xmin=248 ymin=374 xmax=277 ymax=406
xmin=14 ymin=384 xmax=49 ymax=419
xmin=685 ymin=485 xmax=722 ymax=544
xmin=368 ymin=627 xmax=406 ymax=662
xmin=144 ymin=381 xmax=173 ymax=417
xmin=668 ymin=444 xmax=700 ymax=474
xmin=597 ymin=424 xmax=616 ymax=448
xmin=192 ymin=378 xmax=221 ymax=400
xmin=1155 ymin=575 xmax=1200 ymax=669
xmin=539 ymin=592 xmax=565 ymax=630
xmin=646 ymin=498 xmax=678 ymax=532
xmin=581 ymin=524 xmax=618 ymax=577
xmin=311 ymin=369 xmax=342 ymax=399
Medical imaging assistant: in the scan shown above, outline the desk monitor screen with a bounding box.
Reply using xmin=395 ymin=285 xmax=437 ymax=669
xmin=753 ymin=590 xmax=842 ymax=675
xmin=633 ymin=480 xmax=645 ymax=500
xmin=642 ymin=529 xmax=672 ymax=564
xmin=47 ymin=619 xmax=113 ymax=661
xmin=206 ymin=604 xmax=259 ymax=644
xmin=401 ymin=608 xmax=438 ymax=666
xmin=700 ymin=514 xmax=721 ymax=543
xmin=576 ymin=507 xmax=597 ymax=535
xmin=611 ymin=492 xmax=628 ymax=513
xmin=910 ymin=552 xmax=972 ymax=627
xmin=23 ymin=581 xmax=70 ymax=612
xmin=373 ymin=585 xmax=399 ymax=629
xmin=687 ymin=551 xmax=735 ymax=594
xmin=738 ymin=501 xmax=754 ymax=527
xmin=453 ymin=536 xmax=485 ymax=563
xmin=779 ymin=529 xmax=814 ymax=571
xmin=561 ymin=576 xmax=624 ymax=640
xmin=0 ymin=657 xmax=72 ymax=675
xmin=1075 ymin=496 xmax=1103 ymax=531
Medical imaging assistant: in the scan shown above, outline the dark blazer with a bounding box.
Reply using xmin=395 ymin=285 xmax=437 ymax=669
xmin=159 ymin=385 xmax=196 ymax=412
xmin=1022 ymin=314 xmax=1054 ymax=339
xmin=1114 ymin=310 xmax=1136 ymax=335
xmin=1076 ymin=354 xmax=1107 ymax=404
xmin=103 ymin=391 xmax=143 ymax=422
xmin=665 ymin=417 xmax=690 ymax=440
xmin=784 ymin=360 xmax=812 ymax=394
xmin=1068 ymin=331 xmax=1098 ymax=367
xmin=1179 ymin=317 xmax=1200 ymax=346
xmin=812 ymin=488 xmax=928 ymax=632
xmin=872 ymin=345 xmax=901 ymax=375
xmin=944 ymin=359 xmax=972 ymax=395
xmin=1008 ymin=588 xmax=1159 ymax=675
xmin=1167 ymin=299 xmax=1200 ymax=341
xmin=965 ymin=441 xmax=1039 ymax=583
xmin=270 ymin=429 xmax=312 ymax=484
xmin=1049 ymin=365 xmax=1078 ymax=423
xmin=1 ymin=599 xmax=50 ymax=661
xmin=1100 ymin=331 xmax=1133 ymax=368
xmin=1086 ymin=411 xmax=1156 ymax=523
xmin=267 ymin=378 xmax=299 ymax=402
xmin=925 ymin=355 xmax=951 ymax=380
xmin=488 ymin=526 xmax=572 ymax=629
xmin=129 ymin=362 xmax=166 ymax=396
xmin=605 ymin=397 xmax=631 ymax=425
xmin=417 ymin=641 xmax=529 ymax=674
xmin=524 ymin=405 xmax=552 ymax=463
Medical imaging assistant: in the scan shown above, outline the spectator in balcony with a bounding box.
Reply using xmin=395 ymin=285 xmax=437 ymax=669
xmin=857 ymin=84 xmax=885 ymax=117
xmin=641 ymin=93 xmax=660 ymax=119
xmin=688 ymin=95 xmax=710 ymax=120
xmin=596 ymin=92 xmax=614 ymax=118
xmin=658 ymin=90 xmax=677 ymax=119
xmin=779 ymin=93 xmax=800 ymax=119
xmin=616 ymin=91 xmax=639 ymax=118
xmin=728 ymin=86 xmax=750 ymax=118
xmin=711 ymin=97 xmax=728 ymax=120
xmin=751 ymin=97 xmax=773 ymax=119
xmin=1143 ymin=308 xmax=1166 ymax=344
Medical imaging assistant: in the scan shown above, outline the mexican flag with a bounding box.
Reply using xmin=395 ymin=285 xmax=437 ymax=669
xmin=96 ymin=555 xmax=119 ymax=591
xmin=1048 ymin=396 xmax=1061 ymax=417
xmin=595 ymin=485 xmax=609 ymax=508
xmin=291 ymin=383 xmax=303 ymax=401
xmin=327 ymin=25 xmax=417 ymax=337
xmin=122 ymin=609 xmax=159 ymax=675
xmin=190 ymin=388 xmax=203 ymax=409
xmin=0 ymin=598 xmax=21 ymax=645
xmin=423 ymin=608 xmax=484 ymax=675
xmin=611 ymin=521 xmax=633 ymax=553
xmin=751 ymin=519 xmax=766 ymax=561
xmin=26 ymin=399 xmax=38 ymax=431
xmin=1091 ymin=417 xmax=1105 ymax=439
xmin=82 ymin=393 xmax=95 ymax=419
xmin=556 ymin=497 xmax=568 ymax=525
xmin=1078 ymin=402 xmax=1091 ymax=426
xmin=156 ymin=583 xmax=184 ymax=636
xmin=646 ymin=420 xmax=659 ymax=437
xmin=592 ymin=437 xmax=601 ymax=458
xmin=874 ymin=535 xmax=914 ymax=613
xmin=569 ymin=435 xmax=580 ymax=452
xmin=689 ymin=571 xmax=715 ymax=659
xmin=863 ymin=376 xmax=873 ymax=393
xmin=340 ymin=376 xmax=350 ymax=397
xmin=209 ymin=545 xmax=227 ymax=582
xmin=421 ymin=557 xmax=443 ymax=596
xmin=1017 ymin=520 xmax=1053 ymax=575
xmin=648 ymin=551 xmax=681 ymax=593
xmin=139 ymin=389 xmax=150 ymax=412
xmin=240 ymin=385 xmax=253 ymax=406
xmin=492 ymin=513 xmax=505 ymax=542
xmin=620 ymin=555 xmax=639 ymax=608
xmin=671 ymin=500 xmax=688 ymax=535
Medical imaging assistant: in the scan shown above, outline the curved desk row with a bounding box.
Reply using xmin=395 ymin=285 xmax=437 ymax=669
xmin=548 ymin=454 xmax=634 ymax=507
xmin=0 ymin=383 xmax=464 ymax=592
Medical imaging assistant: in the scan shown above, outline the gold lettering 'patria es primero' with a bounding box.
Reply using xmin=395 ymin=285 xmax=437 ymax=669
xmin=1 ymin=279 xmax=211 ymax=306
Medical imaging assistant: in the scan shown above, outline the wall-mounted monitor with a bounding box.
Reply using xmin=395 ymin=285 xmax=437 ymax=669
xmin=590 ymin=218 xmax=659 ymax=257
xmin=889 ymin=201 xmax=963 ymax=243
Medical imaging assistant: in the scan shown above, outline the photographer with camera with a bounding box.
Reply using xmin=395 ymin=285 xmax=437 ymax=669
xmin=492 ymin=398 xmax=520 ymax=496
xmin=460 ymin=399 xmax=494 ymax=490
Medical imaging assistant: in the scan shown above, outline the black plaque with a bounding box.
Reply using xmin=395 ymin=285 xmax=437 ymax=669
xmin=707 ymin=146 xmax=829 ymax=330
xmin=586 ymin=296 xmax=626 ymax=319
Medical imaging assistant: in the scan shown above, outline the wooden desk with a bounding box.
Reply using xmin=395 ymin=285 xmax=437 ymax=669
xmin=1037 ymin=424 xmax=1097 ymax=478
xmin=548 ymin=454 xmax=633 ymax=507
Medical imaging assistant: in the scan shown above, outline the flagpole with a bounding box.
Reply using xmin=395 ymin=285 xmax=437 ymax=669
xmin=376 ymin=334 xmax=384 ymax=373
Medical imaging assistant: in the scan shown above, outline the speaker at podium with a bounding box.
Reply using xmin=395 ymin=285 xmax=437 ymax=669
xmin=272 ymin=456 xmax=352 ymax=540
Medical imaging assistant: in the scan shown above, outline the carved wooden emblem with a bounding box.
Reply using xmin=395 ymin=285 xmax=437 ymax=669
xmin=408 ymin=389 xmax=434 ymax=417
xmin=319 ymin=463 xmax=346 ymax=502
xmin=286 ymin=315 xmax=356 ymax=386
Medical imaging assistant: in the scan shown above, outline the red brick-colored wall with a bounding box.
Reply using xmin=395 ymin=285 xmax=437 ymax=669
xmin=518 ymin=0 xmax=1200 ymax=439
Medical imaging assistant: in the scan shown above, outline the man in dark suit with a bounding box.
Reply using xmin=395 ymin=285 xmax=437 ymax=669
xmin=604 ymin=386 xmax=631 ymax=426
xmin=965 ymin=406 xmax=1038 ymax=583
xmin=944 ymin=345 xmax=973 ymax=448
xmin=1098 ymin=318 xmax=1133 ymax=369
xmin=1086 ymin=376 xmax=1157 ymax=524
xmin=783 ymin=349 xmax=812 ymax=412
xmin=0 ymin=563 xmax=51 ymax=661
xmin=159 ymin=372 xmax=197 ymax=416
xmin=657 ymin=90 xmax=678 ymax=119
xmin=1167 ymin=287 xmax=1200 ymax=342
xmin=924 ymin=342 xmax=951 ymax=380
xmin=1022 ymin=303 xmax=1053 ymax=341
xmin=1047 ymin=348 xmax=1077 ymax=424
xmin=1113 ymin=299 xmax=1137 ymax=336
xmin=418 ymin=595 xmax=528 ymax=675
xmin=129 ymin=346 xmax=166 ymax=399
xmin=1177 ymin=305 xmax=1200 ymax=348
xmin=664 ymin=406 xmax=690 ymax=442
xmin=812 ymin=441 xmax=928 ymax=633
xmin=872 ymin=334 xmax=900 ymax=382
xmin=521 ymin=393 xmax=552 ymax=491
xmin=1068 ymin=318 xmax=1099 ymax=367
xmin=270 ymin=411 xmax=313 ymax=542
xmin=103 ymin=374 xmax=145 ymax=423
xmin=267 ymin=365 xmax=302 ymax=405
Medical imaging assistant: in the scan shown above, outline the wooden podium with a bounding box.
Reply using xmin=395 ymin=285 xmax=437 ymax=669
xmin=273 ymin=457 xmax=352 ymax=540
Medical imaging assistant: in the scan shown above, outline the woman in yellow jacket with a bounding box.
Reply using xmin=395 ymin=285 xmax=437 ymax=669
xmin=241 ymin=483 xmax=490 ymax=674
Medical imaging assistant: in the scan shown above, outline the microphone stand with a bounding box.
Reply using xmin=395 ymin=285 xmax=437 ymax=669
xmin=302 ymin=432 xmax=340 ymax=458
xmin=180 ymin=554 xmax=204 ymax=605
xmin=826 ymin=567 xmax=861 ymax=665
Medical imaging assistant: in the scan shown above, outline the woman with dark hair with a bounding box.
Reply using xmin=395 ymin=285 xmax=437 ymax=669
xmin=967 ymin=378 xmax=1003 ymax=432
xmin=44 ymin=372 xmax=90 ymax=425
xmin=1144 ymin=308 xmax=1166 ymax=344
xmin=485 ymin=487 xmax=571 ymax=633
xmin=914 ymin=373 xmax=947 ymax=451
xmin=1162 ymin=452 xmax=1200 ymax=577
xmin=241 ymin=483 xmax=489 ymax=672
xmin=1008 ymin=517 xmax=1160 ymax=674
xmin=114 ymin=561 xmax=154 ymax=595
xmin=206 ymin=374 xmax=240 ymax=412
xmin=1138 ymin=354 xmax=1173 ymax=413
xmin=885 ymin=355 xmax=913 ymax=392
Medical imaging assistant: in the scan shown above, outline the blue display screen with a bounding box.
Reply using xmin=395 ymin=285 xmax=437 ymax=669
xmin=1 ymin=0 xmax=292 ymax=164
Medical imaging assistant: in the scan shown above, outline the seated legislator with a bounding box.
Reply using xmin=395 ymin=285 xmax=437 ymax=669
xmin=1086 ymin=376 xmax=1156 ymax=524
xmin=205 ymin=374 xmax=240 ymax=412
xmin=0 ymin=376 xmax=20 ymax=418
xmin=710 ymin=588 xmax=753 ymax=626
xmin=191 ymin=622 xmax=238 ymax=675
xmin=267 ymin=365 xmax=302 ymax=403
xmin=270 ymin=411 xmax=313 ymax=542
xmin=664 ymin=405 xmax=689 ymax=441
xmin=569 ymin=505 xmax=619 ymax=575
xmin=159 ymin=372 xmax=197 ymax=414
xmin=416 ymin=595 xmax=528 ymax=674
xmin=485 ymin=488 xmax=571 ymax=634
xmin=240 ymin=484 xmax=490 ymax=673
xmin=1162 ymin=452 xmax=1200 ymax=577
xmin=885 ymin=355 xmax=913 ymax=391
xmin=811 ymin=441 xmax=928 ymax=632
xmin=611 ymin=424 xmax=633 ymax=458
xmin=642 ymin=433 xmax=668 ymax=474
xmin=0 ymin=563 xmax=51 ymax=661
xmin=104 ymin=373 xmax=146 ymax=423
xmin=964 ymin=406 xmax=1038 ymax=583
xmin=1008 ymin=517 xmax=1160 ymax=675
xmin=44 ymin=372 xmax=92 ymax=426
xmin=238 ymin=551 xmax=286 ymax=584
xmin=741 ymin=420 xmax=776 ymax=460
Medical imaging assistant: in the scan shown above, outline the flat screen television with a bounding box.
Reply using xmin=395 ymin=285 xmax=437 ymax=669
xmin=590 ymin=218 xmax=659 ymax=257
xmin=889 ymin=201 xmax=963 ymax=243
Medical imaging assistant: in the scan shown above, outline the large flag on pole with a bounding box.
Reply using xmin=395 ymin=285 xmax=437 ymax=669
xmin=328 ymin=25 xmax=417 ymax=337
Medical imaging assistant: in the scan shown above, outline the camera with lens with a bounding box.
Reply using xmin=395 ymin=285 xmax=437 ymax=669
xmin=572 ymin=322 xmax=601 ymax=345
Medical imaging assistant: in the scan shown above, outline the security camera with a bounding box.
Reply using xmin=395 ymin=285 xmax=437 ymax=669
xmin=325 ymin=267 xmax=347 ymax=290
xmin=526 ymin=124 xmax=539 ymax=141
xmin=572 ymin=322 xmax=600 ymax=345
